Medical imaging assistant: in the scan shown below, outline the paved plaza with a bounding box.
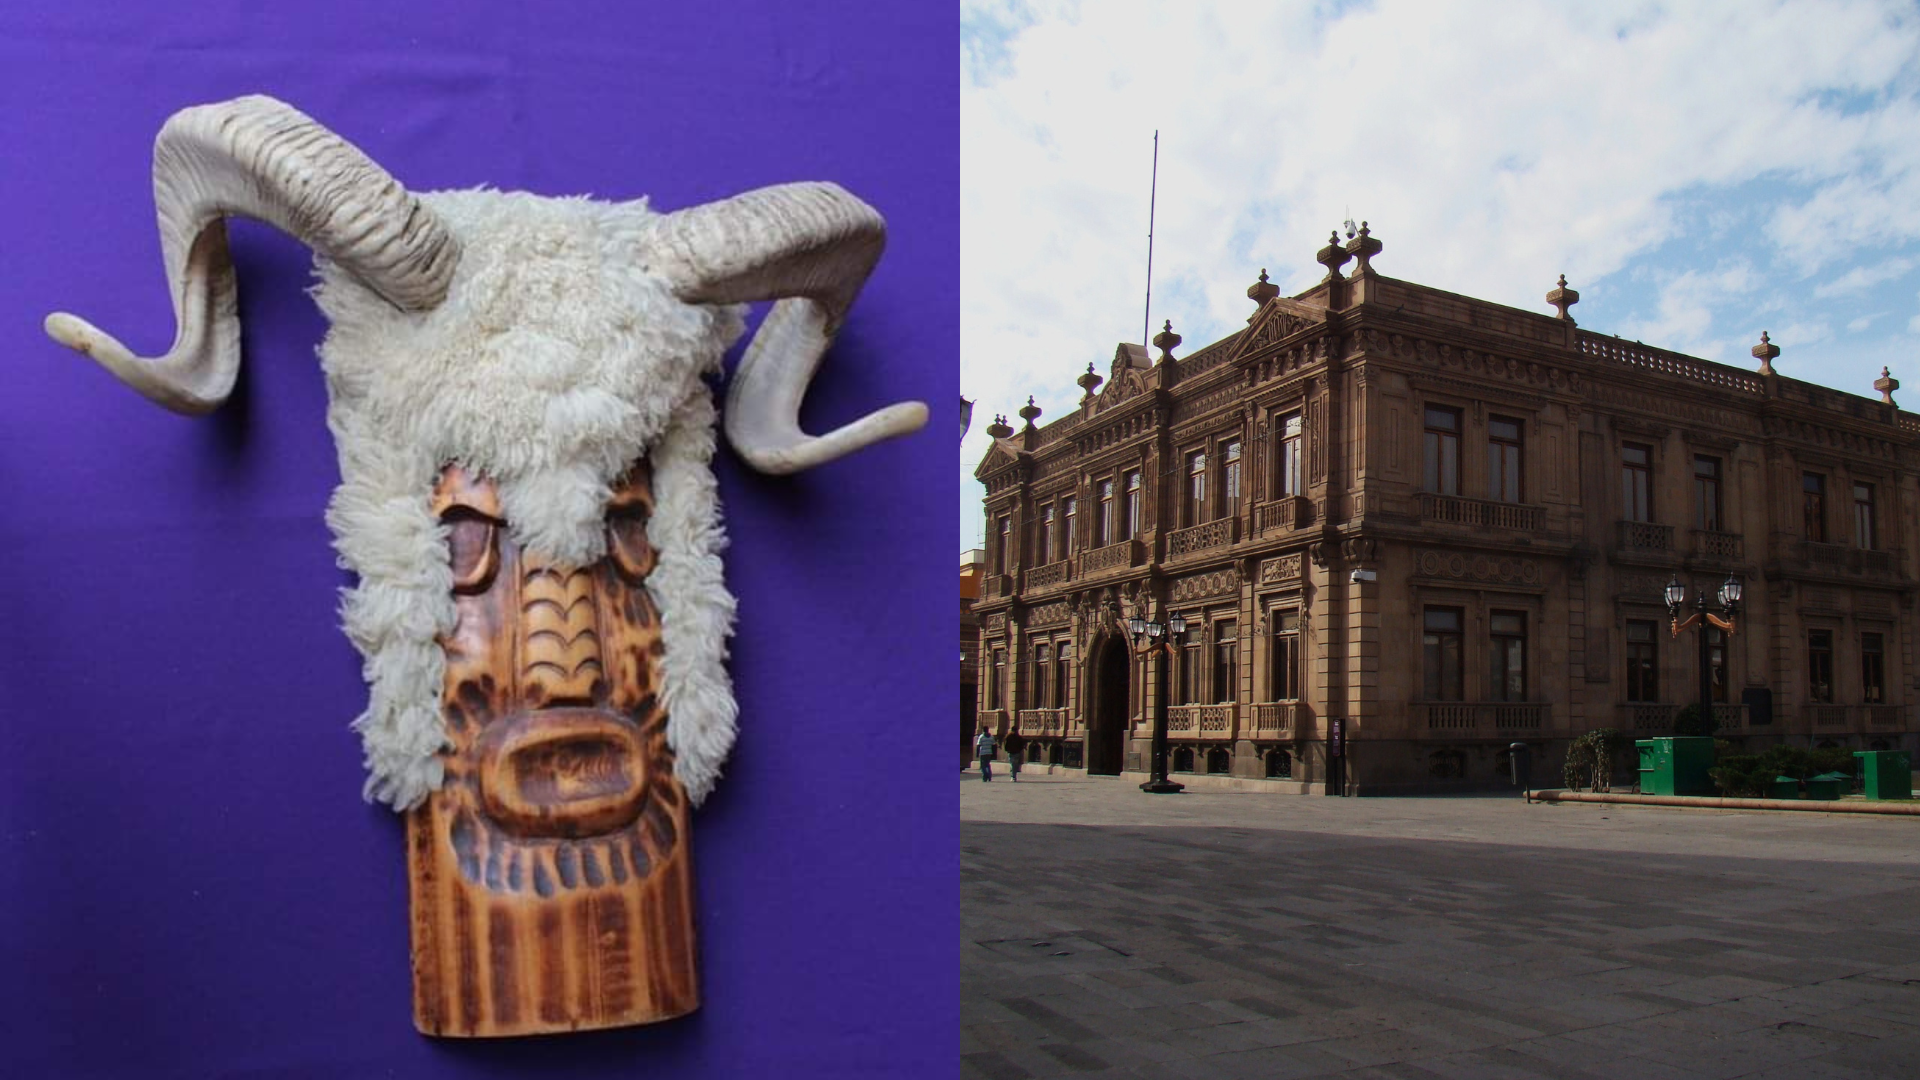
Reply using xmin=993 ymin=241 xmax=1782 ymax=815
xmin=961 ymin=773 xmax=1920 ymax=1079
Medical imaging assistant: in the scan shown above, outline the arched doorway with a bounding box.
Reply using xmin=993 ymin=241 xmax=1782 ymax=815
xmin=1086 ymin=634 xmax=1130 ymax=775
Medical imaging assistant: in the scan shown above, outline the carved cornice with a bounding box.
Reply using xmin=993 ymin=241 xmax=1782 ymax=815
xmin=1365 ymin=329 xmax=1583 ymax=397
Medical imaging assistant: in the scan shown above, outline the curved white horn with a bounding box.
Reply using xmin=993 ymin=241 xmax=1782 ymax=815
xmin=45 ymin=95 xmax=460 ymax=414
xmin=644 ymin=181 xmax=928 ymax=474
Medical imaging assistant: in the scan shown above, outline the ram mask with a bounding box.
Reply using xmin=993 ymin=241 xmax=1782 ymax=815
xmin=45 ymin=94 xmax=927 ymax=1037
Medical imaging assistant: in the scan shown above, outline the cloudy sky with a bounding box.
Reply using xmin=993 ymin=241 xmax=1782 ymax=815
xmin=958 ymin=0 xmax=1920 ymax=549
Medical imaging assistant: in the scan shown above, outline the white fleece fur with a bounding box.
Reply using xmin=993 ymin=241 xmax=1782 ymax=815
xmin=313 ymin=189 xmax=744 ymax=811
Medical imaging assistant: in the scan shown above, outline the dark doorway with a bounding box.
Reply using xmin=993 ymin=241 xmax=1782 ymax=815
xmin=960 ymin=682 xmax=976 ymax=770
xmin=1087 ymin=635 xmax=1130 ymax=775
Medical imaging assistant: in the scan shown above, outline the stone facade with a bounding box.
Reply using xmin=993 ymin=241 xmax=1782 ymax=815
xmin=972 ymin=232 xmax=1919 ymax=793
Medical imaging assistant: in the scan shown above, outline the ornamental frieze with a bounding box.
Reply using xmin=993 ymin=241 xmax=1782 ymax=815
xmin=1171 ymin=568 xmax=1239 ymax=603
xmin=1415 ymin=549 xmax=1542 ymax=586
xmin=1026 ymin=600 xmax=1071 ymax=627
xmin=1259 ymin=553 xmax=1303 ymax=584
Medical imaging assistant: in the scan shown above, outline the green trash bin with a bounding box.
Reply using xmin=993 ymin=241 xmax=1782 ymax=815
xmin=1853 ymin=750 xmax=1912 ymax=800
xmin=1769 ymin=776 xmax=1801 ymax=800
xmin=1635 ymin=737 xmax=1715 ymax=796
xmin=1805 ymin=771 xmax=1847 ymax=800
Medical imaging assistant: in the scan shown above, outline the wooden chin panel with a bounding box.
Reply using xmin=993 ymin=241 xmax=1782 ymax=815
xmin=407 ymin=461 xmax=697 ymax=1037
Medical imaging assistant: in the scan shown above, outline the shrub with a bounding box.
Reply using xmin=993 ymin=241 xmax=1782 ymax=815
xmin=1709 ymin=744 xmax=1857 ymax=796
xmin=1672 ymin=703 xmax=1719 ymax=737
xmin=1562 ymin=728 xmax=1628 ymax=791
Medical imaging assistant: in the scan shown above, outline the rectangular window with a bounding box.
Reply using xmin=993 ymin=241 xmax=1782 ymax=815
xmin=1277 ymin=412 xmax=1303 ymax=497
xmin=1804 ymin=473 xmax=1826 ymax=542
xmin=1270 ymin=609 xmax=1300 ymax=700
xmin=1808 ymin=629 xmax=1834 ymax=703
xmin=1222 ymin=440 xmax=1242 ymax=508
xmin=1489 ymin=611 xmax=1526 ymax=701
xmin=994 ymin=516 xmax=1011 ymax=574
xmin=1037 ymin=504 xmax=1055 ymax=564
xmin=1863 ymin=632 xmax=1886 ymax=704
xmin=1422 ymin=607 xmax=1464 ymax=701
xmin=1054 ymin=643 xmax=1072 ymax=710
xmin=1625 ymin=621 xmax=1658 ymax=702
xmin=1622 ymin=444 xmax=1652 ymax=523
xmin=1854 ymin=482 xmax=1876 ymax=550
xmin=1423 ymin=406 xmax=1460 ymax=496
xmin=1708 ymin=626 xmax=1727 ymax=704
xmin=1032 ymin=644 xmax=1049 ymax=709
xmin=1062 ymin=497 xmax=1077 ymax=555
xmin=1181 ymin=638 xmax=1203 ymax=705
xmin=1213 ymin=620 xmax=1238 ymax=704
xmin=1095 ymin=479 xmax=1114 ymax=547
xmin=1488 ymin=417 xmax=1522 ymax=503
xmin=988 ymin=648 xmax=1005 ymax=710
xmin=1123 ymin=471 xmax=1142 ymax=539
xmin=1185 ymin=450 xmax=1207 ymax=526
xmin=1695 ymin=455 xmax=1722 ymax=531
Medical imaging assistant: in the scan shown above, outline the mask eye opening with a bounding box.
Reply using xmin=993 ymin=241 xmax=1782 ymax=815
xmin=443 ymin=507 xmax=500 ymax=594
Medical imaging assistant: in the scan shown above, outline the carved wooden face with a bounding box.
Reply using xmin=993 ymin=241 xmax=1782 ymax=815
xmin=410 ymin=460 xmax=696 ymax=1037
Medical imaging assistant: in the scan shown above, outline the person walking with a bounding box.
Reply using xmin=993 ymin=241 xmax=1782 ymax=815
xmin=1004 ymin=731 xmax=1025 ymax=782
xmin=974 ymin=725 xmax=997 ymax=782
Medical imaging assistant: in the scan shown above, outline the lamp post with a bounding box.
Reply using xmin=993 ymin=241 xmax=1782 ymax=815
xmin=1666 ymin=574 xmax=1742 ymax=729
xmin=1128 ymin=608 xmax=1188 ymax=794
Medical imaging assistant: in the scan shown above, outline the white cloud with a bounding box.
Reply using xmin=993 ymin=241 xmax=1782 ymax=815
xmin=1814 ymin=257 xmax=1916 ymax=299
xmin=961 ymin=0 xmax=1920 ymax=546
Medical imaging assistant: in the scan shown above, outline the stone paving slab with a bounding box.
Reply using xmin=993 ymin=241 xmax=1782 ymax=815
xmin=962 ymin=775 xmax=1920 ymax=1078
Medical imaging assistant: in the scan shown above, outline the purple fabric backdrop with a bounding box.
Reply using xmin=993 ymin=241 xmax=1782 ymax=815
xmin=0 ymin=3 xmax=956 ymax=1076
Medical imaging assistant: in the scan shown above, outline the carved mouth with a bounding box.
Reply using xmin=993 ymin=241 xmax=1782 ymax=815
xmin=474 ymin=710 xmax=648 ymax=838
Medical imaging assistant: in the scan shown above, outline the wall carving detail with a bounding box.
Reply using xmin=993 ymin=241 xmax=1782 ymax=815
xmin=1027 ymin=600 xmax=1071 ymax=627
xmin=1415 ymin=549 xmax=1542 ymax=585
xmin=1260 ymin=553 xmax=1303 ymax=584
xmin=1171 ymin=568 xmax=1239 ymax=603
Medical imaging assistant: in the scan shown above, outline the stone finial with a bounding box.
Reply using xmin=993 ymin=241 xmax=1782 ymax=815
xmin=1876 ymin=366 xmax=1900 ymax=406
xmin=1752 ymin=331 xmax=1780 ymax=376
xmin=1247 ymin=268 xmax=1280 ymax=308
xmin=1316 ymin=231 xmax=1353 ymax=282
xmin=1344 ymin=221 xmax=1382 ymax=276
xmin=985 ymin=413 xmax=1014 ymax=439
xmin=1018 ymin=395 xmax=1042 ymax=427
xmin=1152 ymin=319 xmax=1182 ymax=361
xmin=1077 ymin=361 xmax=1104 ymax=404
xmin=1546 ymin=274 xmax=1580 ymax=322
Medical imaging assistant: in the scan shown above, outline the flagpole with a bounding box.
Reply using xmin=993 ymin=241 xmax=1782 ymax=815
xmin=1143 ymin=130 xmax=1158 ymax=351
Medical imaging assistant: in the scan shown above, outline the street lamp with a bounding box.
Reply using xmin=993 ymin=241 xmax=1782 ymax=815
xmin=1667 ymin=574 xmax=1741 ymax=730
xmin=1129 ymin=608 xmax=1189 ymax=794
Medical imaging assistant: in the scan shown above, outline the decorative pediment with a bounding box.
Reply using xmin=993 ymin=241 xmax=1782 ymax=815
xmin=1233 ymin=296 xmax=1328 ymax=362
xmin=1093 ymin=366 xmax=1151 ymax=411
xmin=973 ymin=439 xmax=1021 ymax=480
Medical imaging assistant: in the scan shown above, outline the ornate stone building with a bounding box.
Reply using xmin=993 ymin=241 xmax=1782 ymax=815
xmin=972 ymin=228 xmax=1918 ymax=793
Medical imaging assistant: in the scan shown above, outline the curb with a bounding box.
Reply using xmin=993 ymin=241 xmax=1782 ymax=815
xmin=1528 ymin=789 xmax=1920 ymax=815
